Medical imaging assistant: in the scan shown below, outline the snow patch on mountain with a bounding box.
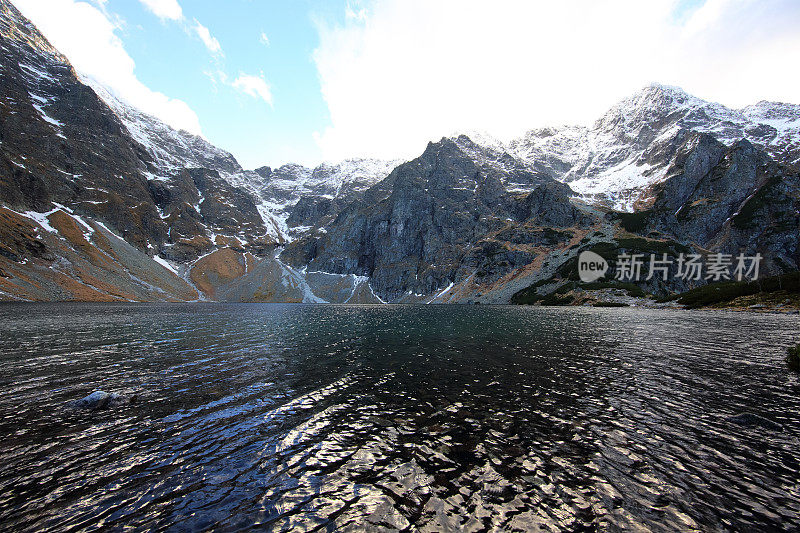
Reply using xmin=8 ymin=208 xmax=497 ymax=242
xmin=82 ymin=77 xmax=240 ymax=177
xmin=506 ymin=83 xmax=800 ymax=211
xmin=258 ymin=158 xmax=400 ymax=237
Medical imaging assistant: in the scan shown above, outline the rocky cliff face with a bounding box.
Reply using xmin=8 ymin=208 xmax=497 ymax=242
xmin=281 ymin=135 xmax=591 ymax=301
xmin=0 ymin=0 xmax=798 ymax=303
xmin=0 ymin=0 xmax=278 ymax=300
xmin=620 ymin=133 xmax=799 ymax=274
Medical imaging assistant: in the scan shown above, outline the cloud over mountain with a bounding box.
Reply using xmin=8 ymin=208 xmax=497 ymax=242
xmin=312 ymin=0 xmax=800 ymax=162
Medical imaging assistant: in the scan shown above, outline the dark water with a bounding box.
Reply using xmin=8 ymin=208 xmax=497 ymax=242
xmin=0 ymin=304 xmax=798 ymax=532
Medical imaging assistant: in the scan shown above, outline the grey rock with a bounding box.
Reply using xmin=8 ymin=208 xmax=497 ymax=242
xmin=71 ymin=390 xmax=125 ymax=410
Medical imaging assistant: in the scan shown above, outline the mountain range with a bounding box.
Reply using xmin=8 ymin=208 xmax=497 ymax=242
xmin=0 ymin=0 xmax=797 ymax=303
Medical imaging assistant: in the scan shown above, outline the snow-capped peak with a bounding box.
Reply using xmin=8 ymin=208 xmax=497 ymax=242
xmin=507 ymin=83 xmax=800 ymax=211
xmin=449 ymin=129 xmax=509 ymax=153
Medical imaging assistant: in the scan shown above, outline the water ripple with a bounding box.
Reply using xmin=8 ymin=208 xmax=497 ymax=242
xmin=0 ymin=304 xmax=798 ymax=531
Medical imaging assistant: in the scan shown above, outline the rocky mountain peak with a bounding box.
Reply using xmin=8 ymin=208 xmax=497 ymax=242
xmin=310 ymin=158 xmax=400 ymax=189
xmin=729 ymin=136 xmax=757 ymax=153
xmin=637 ymin=82 xmax=692 ymax=104
xmin=504 ymin=83 xmax=800 ymax=211
xmin=594 ymin=83 xmax=701 ymax=136
xmin=253 ymin=166 xmax=272 ymax=179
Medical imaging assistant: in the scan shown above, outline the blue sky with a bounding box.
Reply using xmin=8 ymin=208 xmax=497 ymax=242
xmin=101 ymin=0 xmax=342 ymax=168
xmin=14 ymin=0 xmax=800 ymax=170
xmin=16 ymin=0 xmax=358 ymax=168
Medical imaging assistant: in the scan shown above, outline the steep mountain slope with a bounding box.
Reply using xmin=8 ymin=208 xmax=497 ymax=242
xmin=86 ymin=81 xmax=242 ymax=178
xmin=83 ymin=80 xmax=292 ymax=243
xmin=0 ymin=0 xmax=278 ymax=300
xmin=0 ymin=0 xmax=395 ymax=302
xmin=510 ymin=84 xmax=800 ymax=210
xmin=0 ymin=1 xmax=161 ymax=250
xmin=88 ymin=80 xmax=399 ymax=243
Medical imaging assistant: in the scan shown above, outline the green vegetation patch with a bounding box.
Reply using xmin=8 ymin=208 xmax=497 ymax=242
xmin=541 ymin=227 xmax=573 ymax=241
xmin=788 ymin=343 xmax=800 ymax=372
xmin=554 ymin=280 xmax=646 ymax=297
xmin=671 ymin=271 xmax=800 ymax=309
xmin=512 ymin=278 xmax=647 ymax=305
xmin=539 ymin=293 xmax=574 ymax=306
xmin=731 ymin=175 xmax=782 ymax=230
xmin=614 ymin=210 xmax=653 ymax=233
xmin=580 ymin=281 xmax=647 ymax=298
xmin=510 ymin=277 xmax=558 ymax=304
xmin=615 ymin=237 xmax=692 ymax=256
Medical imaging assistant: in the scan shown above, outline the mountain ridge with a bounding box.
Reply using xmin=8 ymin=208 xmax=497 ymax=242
xmin=0 ymin=0 xmax=797 ymax=303
xmin=508 ymin=82 xmax=800 ymax=210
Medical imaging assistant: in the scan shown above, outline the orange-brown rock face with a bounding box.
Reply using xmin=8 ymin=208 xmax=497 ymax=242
xmin=189 ymin=248 xmax=250 ymax=299
xmin=0 ymin=207 xmax=197 ymax=302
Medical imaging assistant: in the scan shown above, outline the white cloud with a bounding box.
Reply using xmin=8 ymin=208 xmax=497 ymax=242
xmin=192 ymin=19 xmax=222 ymax=56
xmin=14 ymin=0 xmax=201 ymax=134
xmin=136 ymin=2 xmax=225 ymax=60
xmin=345 ymin=1 xmax=368 ymax=22
xmin=137 ymin=0 xmax=182 ymax=21
xmin=313 ymin=0 xmax=800 ymax=162
xmin=260 ymin=31 xmax=270 ymax=47
xmin=232 ymin=73 xmax=273 ymax=105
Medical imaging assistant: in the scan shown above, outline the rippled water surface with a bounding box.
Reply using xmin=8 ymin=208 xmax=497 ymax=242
xmin=0 ymin=304 xmax=799 ymax=531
